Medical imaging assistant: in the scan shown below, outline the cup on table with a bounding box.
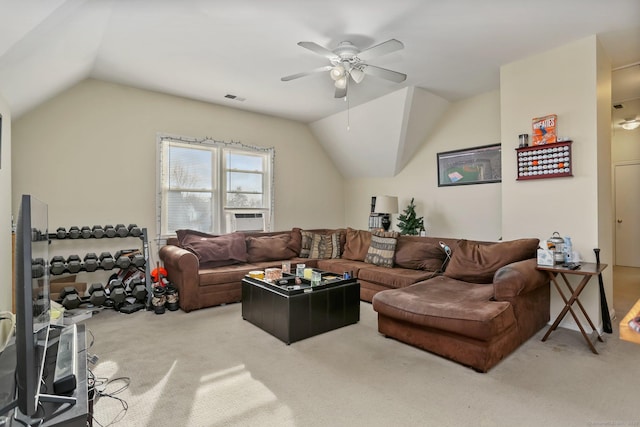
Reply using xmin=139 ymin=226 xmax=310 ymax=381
xmin=311 ymin=271 xmax=321 ymax=286
xmin=304 ymin=268 xmax=313 ymax=280
xmin=248 ymin=270 xmax=264 ymax=279
xmin=296 ymin=263 xmax=306 ymax=277
xmin=282 ymin=260 xmax=291 ymax=274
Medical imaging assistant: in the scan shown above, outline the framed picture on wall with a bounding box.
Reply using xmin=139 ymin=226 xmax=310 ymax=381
xmin=437 ymin=143 xmax=501 ymax=186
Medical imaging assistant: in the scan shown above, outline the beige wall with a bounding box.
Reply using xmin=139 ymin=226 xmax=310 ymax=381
xmin=0 ymin=93 xmax=11 ymax=311
xmin=11 ymin=79 xmax=345 ymax=263
xmin=501 ymin=35 xmax=613 ymax=330
xmin=344 ymin=90 xmax=502 ymax=241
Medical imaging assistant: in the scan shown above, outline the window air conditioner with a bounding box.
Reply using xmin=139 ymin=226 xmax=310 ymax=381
xmin=231 ymin=213 xmax=265 ymax=232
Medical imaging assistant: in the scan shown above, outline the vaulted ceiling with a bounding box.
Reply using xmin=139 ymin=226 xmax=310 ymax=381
xmin=1 ymin=1 xmax=639 ymax=176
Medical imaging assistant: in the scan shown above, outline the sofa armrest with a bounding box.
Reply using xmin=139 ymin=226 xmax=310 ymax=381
xmin=158 ymin=245 xmax=200 ymax=312
xmin=493 ymin=258 xmax=549 ymax=300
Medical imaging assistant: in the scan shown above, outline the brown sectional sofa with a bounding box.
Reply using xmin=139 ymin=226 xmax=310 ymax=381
xmin=159 ymin=227 xmax=550 ymax=372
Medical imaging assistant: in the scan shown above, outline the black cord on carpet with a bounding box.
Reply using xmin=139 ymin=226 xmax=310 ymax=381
xmin=88 ymin=368 xmax=130 ymax=427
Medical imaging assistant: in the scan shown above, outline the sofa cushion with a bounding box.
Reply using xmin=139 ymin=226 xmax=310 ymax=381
xmin=372 ymin=276 xmax=516 ymax=341
xmin=342 ymin=228 xmax=371 ymax=261
xmin=246 ymin=234 xmax=297 ymax=263
xmin=394 ymin=236 xmax=447 ymax=271
xmin=444 ymin=238 xmax=539 ymax=284
xmin=316 ymin=259 xmax=366 ymax=277
xmin=364 ymin=230 xmax=399 ymax=268
xmin=358 ymin=265 xmax=437 ymax=289
xmin=309 ymin=232 xmax=341 ymax=259
xmin=199 ymin=264 xmax=260 ymax=286
xmin=176 ymin=230 xmax=247 ymax=266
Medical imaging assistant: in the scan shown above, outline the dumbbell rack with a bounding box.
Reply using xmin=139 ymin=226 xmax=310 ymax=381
xmin=47 ymin=226 xmax=153 ymax=309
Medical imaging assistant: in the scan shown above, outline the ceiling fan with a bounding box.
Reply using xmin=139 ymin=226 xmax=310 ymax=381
xmin=281 ymin=38 xmax=407 ymax=98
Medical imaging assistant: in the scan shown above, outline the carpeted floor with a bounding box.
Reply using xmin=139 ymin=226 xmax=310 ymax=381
xmin=84 ymin=267 xmax=640 ymax=427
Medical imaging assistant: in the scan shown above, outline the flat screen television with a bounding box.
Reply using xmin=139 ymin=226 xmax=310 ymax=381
xmin=14 ymin=194 xmax=51 ymax=417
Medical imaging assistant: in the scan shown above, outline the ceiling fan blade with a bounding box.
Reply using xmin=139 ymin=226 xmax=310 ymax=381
xmin=281 ymin=65 xmax=333 ymax=81
xmin=335 ymin=85 xmax=347 ymax=99
xmin=363 ymin=65 xmax=407 ymax=83
xmin=298 ymin=41 xmax=338 ymax=59
xmin=357 ymin=39 xmax=404 ymax=61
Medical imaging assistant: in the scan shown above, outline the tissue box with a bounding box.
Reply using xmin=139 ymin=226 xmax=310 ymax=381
xmin=537 ymin=249 xmax=554 ymax=266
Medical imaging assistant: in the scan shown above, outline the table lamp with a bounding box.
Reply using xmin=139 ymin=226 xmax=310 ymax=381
xmin=374 ymin=195 xmax=398 ymax=231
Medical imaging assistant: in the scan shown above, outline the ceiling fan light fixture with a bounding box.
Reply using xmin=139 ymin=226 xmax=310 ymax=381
xmin=350 ymin=67 xmax=365 ymax=83
xmin=620 ymin=118 xmax=640 ymax=130
xmin=334 ymin=76 xmax=348 ymax=89
xmin=330 ymin=65 xmax=345 ymax=81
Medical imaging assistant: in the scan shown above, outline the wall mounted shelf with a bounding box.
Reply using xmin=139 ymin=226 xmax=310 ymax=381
xmin=516 ymin=141 xmax=573 ymax=181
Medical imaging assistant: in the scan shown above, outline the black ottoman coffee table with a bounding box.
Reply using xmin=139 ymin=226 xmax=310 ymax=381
xmin=241 ymin=271 xmax=360 ymax=344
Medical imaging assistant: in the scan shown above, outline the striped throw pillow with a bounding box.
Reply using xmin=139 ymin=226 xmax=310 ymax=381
xmin=364 ymin=230 xmax=399 ymax=268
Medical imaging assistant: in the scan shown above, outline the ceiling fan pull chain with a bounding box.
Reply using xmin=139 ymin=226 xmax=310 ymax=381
xmin=346 ymin=95 xmax=350 ymax=131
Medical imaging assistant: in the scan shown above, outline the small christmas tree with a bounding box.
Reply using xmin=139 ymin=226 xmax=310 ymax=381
xmin=397 ymin=198 xmax=425 ymax=235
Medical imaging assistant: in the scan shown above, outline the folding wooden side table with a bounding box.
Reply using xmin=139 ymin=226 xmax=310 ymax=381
xmin=536 ymin=262 xmax=608 ymax=354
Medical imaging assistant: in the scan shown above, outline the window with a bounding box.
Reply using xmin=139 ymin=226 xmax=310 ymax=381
xmin=158 ymin=135 xmax=274 ymax=238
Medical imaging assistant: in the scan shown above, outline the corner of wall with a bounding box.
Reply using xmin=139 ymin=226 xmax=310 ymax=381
xmin=0 ymin=93 xmax=13 ymax=311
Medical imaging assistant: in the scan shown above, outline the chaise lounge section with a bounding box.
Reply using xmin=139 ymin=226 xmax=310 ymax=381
xmin=372 ymin=239 xmax=550 ymax=372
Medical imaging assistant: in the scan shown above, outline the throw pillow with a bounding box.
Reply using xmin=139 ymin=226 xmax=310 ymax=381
xmin=444 ymin=238 xmax=540 ymax=284
xmin=342 ymin=228 xmax=372 ymax=261
xmin=176 ymin=229 xmax=217 ymax=246
xmin=394 ymin=237 xmax=446 ymax=271
xmin=309 ymin=233 xmax=341 ymax=259
xmin=176 ymin=230 xmax=247 ymax=267
xmin=289 ymin=228 xmax=303 ymax=255
xmin=246 ymin=234 xmax=297 ymax=263
xmin=299 ymin=230 xmax=314 ymax=258
xmin=364 ymin=230 xmax=399 ymax=268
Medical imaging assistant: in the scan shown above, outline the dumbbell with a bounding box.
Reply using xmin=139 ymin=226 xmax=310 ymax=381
xmin=107 ymin=279 xmax=126 ymax=305
xmin=56 ymin=227 xmax=67 ymax=239
xmin=115 ymin=249 xmax=136 ymax=267
xmin=84 ymin=253 xmax=99 ymax=272
xmin=114 ymin=253 xmax=131 ymax=269
xmin=104 ymin=225 xmax=116 ymax=238
xmin=66 ymin=255 xmax=82 ymax=274
xmin=92 ymin=225 xmax=105 ymax=239
xmin=115 ymin=224 xmax=128 ymax=238
xmin=88 ymin=283 xmax=107 ymax=307
xmin=128 ymin=279 xmax=147 ymax=302
xmin=31 ymin=258 xmax=45 ymax=279
xmin=68 ymin=226 xmax=81 ymax=239
xmin=50 ymin=256 xmax=66 ymax=275
xmin=131 ymin=253 xmax=145 ymax=268
xmin=60 ymin=287 xmax=81 ymax=310
xmin=81 ymin=226 xmax=92 ymax=239
xmin=128 ymin=224 xmax=141 ymax=237
xmin=99 ymin=252 xmax=115 ymax=270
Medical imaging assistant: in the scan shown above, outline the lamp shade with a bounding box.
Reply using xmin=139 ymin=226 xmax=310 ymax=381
xmin=330 ymin=65 xmax=345 ymax=81
xmin=350 ymin=67 xmax=365 ymax=83
xmin=334 ymin=76 xmax=347 ymax=89
xmin=374 ymin=196 xmax=398 ymax=214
